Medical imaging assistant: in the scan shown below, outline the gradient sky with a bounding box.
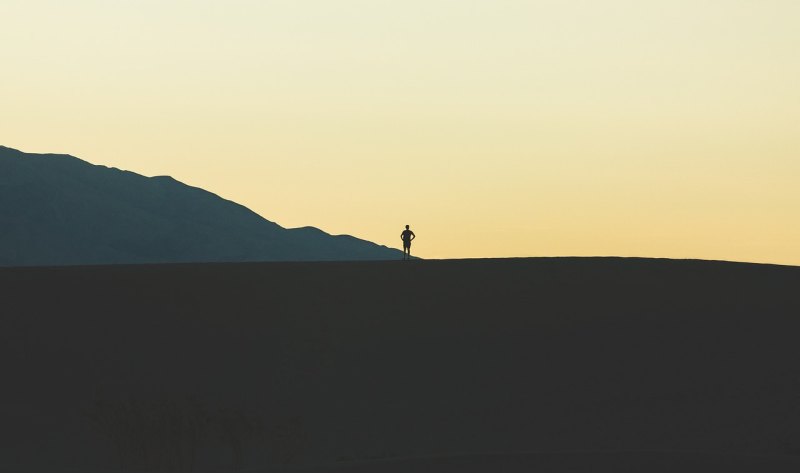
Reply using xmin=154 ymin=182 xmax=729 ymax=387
xmin=2 ymin=1 xmax=799 ymax=264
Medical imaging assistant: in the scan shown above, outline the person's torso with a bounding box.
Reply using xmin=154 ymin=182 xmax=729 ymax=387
xmin=402 ymin=230 xmax=413 ymax=241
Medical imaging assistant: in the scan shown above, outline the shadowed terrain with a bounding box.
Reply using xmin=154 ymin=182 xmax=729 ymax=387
xmin=2 ymin=257 xmax=800 ymax=472
xmin=0 ymin=145 xmax=403 ymax=265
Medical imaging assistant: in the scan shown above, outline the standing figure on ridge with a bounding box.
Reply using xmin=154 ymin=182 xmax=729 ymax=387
xmin=401 ymin=225 xmax=415 ymax=260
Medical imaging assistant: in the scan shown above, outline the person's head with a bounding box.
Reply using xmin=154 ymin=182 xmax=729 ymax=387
xmin=405 ymin=225 xmax=410 ymax=230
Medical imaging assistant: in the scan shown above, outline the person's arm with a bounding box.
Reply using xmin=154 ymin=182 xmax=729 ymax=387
xmin=410 ymin=232 xmax=416 ymax=241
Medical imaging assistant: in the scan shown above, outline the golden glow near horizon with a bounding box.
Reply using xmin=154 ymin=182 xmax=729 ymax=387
xmin=2 ymin=1 xmax=799 ymax=264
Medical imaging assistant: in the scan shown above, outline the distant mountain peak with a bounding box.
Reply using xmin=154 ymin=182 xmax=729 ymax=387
xmin=0 ymin=145 xmax=404 ymax=266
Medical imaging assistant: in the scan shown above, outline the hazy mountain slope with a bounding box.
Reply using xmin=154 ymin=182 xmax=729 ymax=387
xmin=0 ymin=145 xmax=402 ymax=265
xmin=1 ymin=258 xmax=799 ymax=472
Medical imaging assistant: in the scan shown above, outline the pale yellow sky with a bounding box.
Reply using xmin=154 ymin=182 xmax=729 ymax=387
xmin=2 ymin=1 xmax=799 ymax=264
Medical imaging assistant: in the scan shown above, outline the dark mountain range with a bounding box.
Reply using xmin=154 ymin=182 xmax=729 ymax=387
xmin=0 ymin=145 xmax=403 ymax=265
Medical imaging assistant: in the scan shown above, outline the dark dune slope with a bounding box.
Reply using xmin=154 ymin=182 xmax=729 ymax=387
xmin=1 ymin=257 xmax=800 ymax=472
xmin=281 ymin=451 xmax=800 ymax=473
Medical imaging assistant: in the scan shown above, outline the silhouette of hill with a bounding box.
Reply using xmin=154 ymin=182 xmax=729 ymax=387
xmin=2 ymin=257 xmax=799 ymax=472
xmin=0 ymin=145 xmax=403 ymax=265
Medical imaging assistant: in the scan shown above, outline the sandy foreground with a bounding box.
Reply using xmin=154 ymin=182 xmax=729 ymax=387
xmin=2 ymin=257 xmax=799 ymax=471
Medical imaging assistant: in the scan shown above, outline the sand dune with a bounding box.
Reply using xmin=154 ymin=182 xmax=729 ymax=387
xmin=1 ymin=257 xmax=799 ymax=472
xmin=274 ymin=451 xmax=800 ymax=473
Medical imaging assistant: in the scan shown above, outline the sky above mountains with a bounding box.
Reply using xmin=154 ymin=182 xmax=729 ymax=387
xmin=2 ymin=1 xmax=799 ymax=264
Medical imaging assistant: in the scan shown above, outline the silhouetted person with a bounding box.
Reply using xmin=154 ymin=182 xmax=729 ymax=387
xmin=401 ymin=225 xmax=415 ymax=260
